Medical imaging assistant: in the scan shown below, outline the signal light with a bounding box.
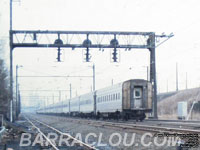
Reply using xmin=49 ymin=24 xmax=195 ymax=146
xmin=57 ymin=47 xmax=62 ymax=62
xmin=54 ymin=39 xmax=63 ymax=45
xmin=83 ymin=39 xmax=92 ymax=47
xmin=110 ymin=36 xmax=119 ymax=62
xmin=85 ymin=47 xmax=91 ymax=62
xmin=83 ymin=35 xmax=92 ymax=62
xmin=112 ymin=48 xmax=118 ymax=62
xmin=110 ymin=38 xmax=119 ymax=46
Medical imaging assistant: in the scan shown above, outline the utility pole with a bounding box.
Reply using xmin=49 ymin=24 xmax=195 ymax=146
xmin=52 ymin=94 xmax=54 ymax=104
xmin=69 ymin=83 xmax=72 ymax=114
xmin=59 ymin=90 xmax=61 ymax=101
xmin=176 ymin=63 xmax=179 ymax=91
xmin=10 ymin=0 xmax=12 ymax=30
xmin=9 ymin=0 xmax=13 ymax=122
xmin=186 ymin=72 xmax=188 ymax=89
xmin=70 ymin=84 xmax=72 ymax=99
xmin=18 ymin=90 xmax=21 ymax=114
xmin=46 ymin=97 xmax=49 ymax=106
xmin=146 ymin=66 xmax=149 ymax=81
xmin=16 ymin=65 xmax=18 ymax=119
xmin=167 ymin=79 xmax=168 ymax=92
xmin=16 ymin=65 xmax=22 ymax=118
xmin=93 ymin=64 xmax=95 ymax=91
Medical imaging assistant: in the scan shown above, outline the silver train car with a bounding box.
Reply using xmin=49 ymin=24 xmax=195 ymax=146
xmin=37 ymin=79 xmax=152 ymax=121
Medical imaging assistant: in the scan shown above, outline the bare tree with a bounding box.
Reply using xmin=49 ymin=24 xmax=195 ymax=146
xmin=0 ymin=59 xmax=10 ymax=119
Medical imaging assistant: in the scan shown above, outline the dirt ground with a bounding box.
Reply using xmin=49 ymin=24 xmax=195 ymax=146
xmin=1 ymin=114 xmax=199 ymax=150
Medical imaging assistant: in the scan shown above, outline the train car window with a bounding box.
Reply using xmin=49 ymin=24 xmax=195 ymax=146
xmin=135 ymin=91 xmax=140 ymax=97
xmin=113 ymin=94 xmax=115 ymax=100
xmin=134 ymin=88 xmax=142 ymax=98
xmin=116 ymin=93 xmax=117 ymax=100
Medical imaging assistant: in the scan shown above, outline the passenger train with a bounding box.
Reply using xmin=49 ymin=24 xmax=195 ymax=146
xmin=37 ymin=79 xmax=153 ymax=121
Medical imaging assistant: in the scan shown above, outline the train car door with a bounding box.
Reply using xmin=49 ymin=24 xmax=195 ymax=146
xmin=133 ymin=87 xmax=142 ymax=108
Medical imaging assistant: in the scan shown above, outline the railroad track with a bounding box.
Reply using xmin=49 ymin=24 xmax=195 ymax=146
xmin=64 ymin=118 xmax=200 ymax=135
xmin=143 ymin=120 xmax=200 ymax=130
xmin=30 ymin=114 xmax=200 ymax=135
xmin=24 ymin=115 xmax=96 ymax=150
xmin=24 ymin=114 xmax=200 ymax=150
xmin=146 ymin=119 xmax=200 ymax=124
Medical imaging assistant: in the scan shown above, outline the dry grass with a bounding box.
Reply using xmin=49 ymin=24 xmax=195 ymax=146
xmin=190 ymin=112 xmax=200 ymax=120
xmin=158 ymin=87 xmax=200 ymax=120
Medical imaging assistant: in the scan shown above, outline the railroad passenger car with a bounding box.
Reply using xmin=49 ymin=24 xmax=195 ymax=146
xmin=37 ymin=79 xmax=152 ymax=121
xmin=79 ymin=93 xmax=94 ymax=117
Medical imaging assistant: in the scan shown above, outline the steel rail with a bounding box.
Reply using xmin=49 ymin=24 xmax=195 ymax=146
xmin=29 ymin=117 xmax=97 ymax=150
xmin=144 ymin=120 xmax=200 ymax=128
xmin=24 ymin=116 xmax=60 ymax=150
xmin=58 ymin=117 xmax=200 ymax=134
xmin=146 ymin=119 xmax=200 ymax=123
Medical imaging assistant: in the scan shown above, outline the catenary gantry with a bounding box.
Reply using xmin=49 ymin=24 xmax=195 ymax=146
xmin=9 ymin=30 xmax=173 ymax=121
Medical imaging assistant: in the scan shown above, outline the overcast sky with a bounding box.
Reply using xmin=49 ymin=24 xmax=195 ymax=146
xmin=1 ymin=0 xmax=200 ymax=106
